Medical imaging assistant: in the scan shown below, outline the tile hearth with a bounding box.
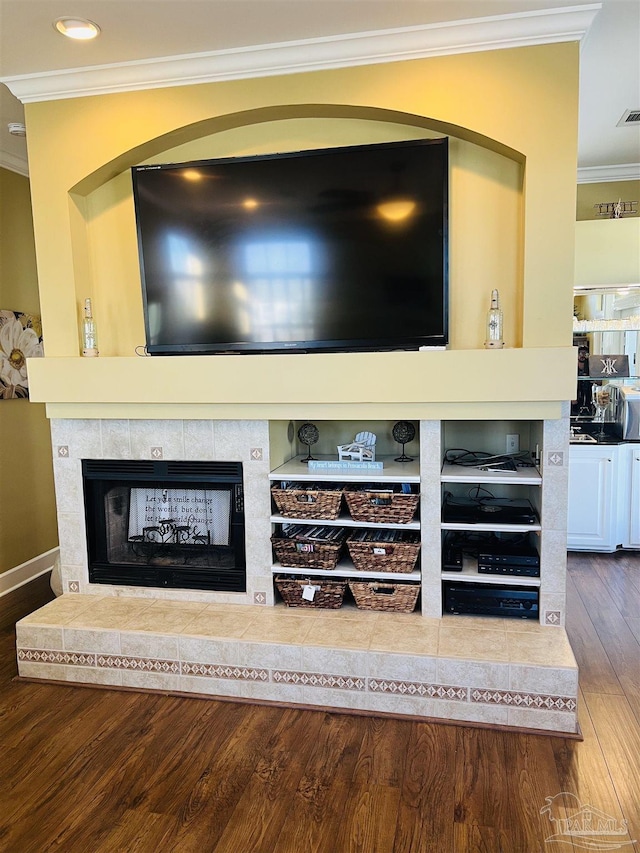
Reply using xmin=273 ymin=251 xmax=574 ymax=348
xmin=16 ymin=595 xmax=579 ymax=735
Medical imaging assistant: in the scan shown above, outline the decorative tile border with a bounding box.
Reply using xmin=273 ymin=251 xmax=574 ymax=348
xmin=274 ymin=670 xmax=366 ymax=691
xmin=369 ymin=678 xmax=467 ymax=701
xmin=18 ymin=649 xmax=95 ymax=667
xmin=182 ymin=662 xmax=269 ymax=682
xmin=471 ymin=688 xmax=577 ymax=713
xmin=17 ymin=645 xmax=577 ymax=723
xmin=97 ymin=654 xmax=180 ymax=674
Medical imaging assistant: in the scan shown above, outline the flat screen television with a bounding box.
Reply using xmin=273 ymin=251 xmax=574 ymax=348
xmin=131 ymin=137 xmax=448 ymax=355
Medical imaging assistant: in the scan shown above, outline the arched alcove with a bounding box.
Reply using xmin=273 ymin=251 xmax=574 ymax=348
xmin=68 ymin=104 xmax=524 ymax=356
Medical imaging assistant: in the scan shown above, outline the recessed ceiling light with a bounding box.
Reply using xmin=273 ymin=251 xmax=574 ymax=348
xmin=54 ymin=17 xmax=101 ymax=40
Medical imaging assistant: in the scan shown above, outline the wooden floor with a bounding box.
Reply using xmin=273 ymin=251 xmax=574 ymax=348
xmin=0 ymin=553 xmax=638 ymax=853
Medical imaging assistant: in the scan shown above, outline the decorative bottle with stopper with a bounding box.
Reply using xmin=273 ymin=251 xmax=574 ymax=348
xmin=82 ymin=298 xmax=99 ymax=357
xmin=484 ymin=288 xmax=504 ymax=349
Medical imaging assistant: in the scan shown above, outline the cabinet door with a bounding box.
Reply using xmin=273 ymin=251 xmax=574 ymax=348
xmin=628 ymin=450 xmax=640 ymax=548
xmin=567 ymin=448 xmax=617 ymax=551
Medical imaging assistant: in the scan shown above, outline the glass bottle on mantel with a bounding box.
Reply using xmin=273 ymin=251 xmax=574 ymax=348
xmin=484 ymin=288 xmax=504 ymax=349
xmin=82 ymin=298 xmax=99 ymax=357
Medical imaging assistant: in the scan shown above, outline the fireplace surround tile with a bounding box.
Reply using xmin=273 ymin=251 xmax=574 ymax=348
xmin=507 ymin=630 xmax=576 ymax=667
xmin=120 ymin=669 xmax=182 ymax=692
xmin=63 ymin=627 xmax=121 ymax=655
xmin=508 ymin=663 xmax=578 ymax=695
xmin=15 ymin=597 xmax=580 ymax=734
xmin=64 ymin=665 xmax=124 ymax=686
xmin=436 ymin=658 xmax=510 ymax=691
xmin=101 ymin=420 xmax=133 ymax=458
xmin=179 ymin=674 xmax=247 ymax=698
xmin=214 ymin=420 xmax=270 ymax=461
xmin=183 ymin=419 xmax=215 ymax=459
xmin=438 ymin=625 xmax=510 ymax=662
xmin=129 ymin=419 xmax=185 ymax=460
xmin=436 ymin=699 xmax=510 ymax=726
xmin=19 ymin=594 xmax=96 ymax=624
xmin=119 ymin=602 xmax=209 ymax=634
xmin=178 ymin=609 xmax=254 ymax=639
xmin=240 ymin=617 xmax=313 ymax=646
xmin=179 ymin=636 xmax=240 ymax=666
xmin=302 ymin=616 xmax=374 ymax=650
xmin=51 ymin=418 xmax=102 ymax=458
xmin=239 ymin=641 xmax=303 ymax=671
xmin=369 ymin=620 xmax=439 ymax=656
xmin=16 ymin=624 xmax=64 ymax=650
xmin=53 ymin=458 xmax=83 ymax=512
xmin=366 ymin=650 xmax=438 ymax=683
xmin=119 ymin=632 xmax=180 ymax=661
xmin=57 ymin=511 xmax=88 ymax=569
xmin=299 ymin=646 xmax=368 ymax=679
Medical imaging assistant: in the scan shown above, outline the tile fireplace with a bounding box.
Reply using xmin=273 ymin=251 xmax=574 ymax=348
xmin=16 ymin=415 xmax=579 ymax=735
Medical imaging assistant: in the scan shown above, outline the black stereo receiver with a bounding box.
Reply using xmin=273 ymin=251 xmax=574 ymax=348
xmin=477 ymin=532 xmax=540 ymax=577
xmin=443 ymin=581 xmax=539 ymax=619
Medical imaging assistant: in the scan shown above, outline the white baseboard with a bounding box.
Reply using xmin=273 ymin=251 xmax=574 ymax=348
xmin=0 ymin=547 xmax=60 ymax=598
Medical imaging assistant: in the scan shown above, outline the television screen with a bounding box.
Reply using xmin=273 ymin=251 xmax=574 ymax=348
xmin=132 ymin=137 xmax=448 ymax=355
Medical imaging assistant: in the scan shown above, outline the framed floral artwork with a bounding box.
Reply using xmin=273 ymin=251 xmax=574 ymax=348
xmin=0 ymin=310 xmax=44 ymax=399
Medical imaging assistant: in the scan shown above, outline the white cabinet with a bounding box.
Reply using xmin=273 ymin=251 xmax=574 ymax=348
xmin=567 ymin=445 xmax=618 ymax=552
xmin=621 ymin=444 xmax=640 ymax=549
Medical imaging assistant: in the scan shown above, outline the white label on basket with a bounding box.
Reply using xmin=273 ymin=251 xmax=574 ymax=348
xmin=373 ymin=547 xmax=386 ymax=555
xmin=302 ymin=584 xmax=319 ymax=601
xmin=296 ymin=543 xmax=314 ymax=553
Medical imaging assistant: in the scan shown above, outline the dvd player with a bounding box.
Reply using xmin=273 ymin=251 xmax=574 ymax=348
xmin=442 ymin=495 xmax=538 ymax=525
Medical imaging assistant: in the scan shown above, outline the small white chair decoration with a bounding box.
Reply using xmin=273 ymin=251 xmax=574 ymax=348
xmin=337 ymin=431 xmax=377 ymax=462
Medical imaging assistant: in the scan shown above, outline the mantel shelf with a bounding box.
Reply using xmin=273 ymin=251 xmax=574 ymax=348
xmin=27 ymin=348 xmax=578 ymax=420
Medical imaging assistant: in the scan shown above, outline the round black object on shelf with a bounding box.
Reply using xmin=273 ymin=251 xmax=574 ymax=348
xmin=392 ymin=421 xmax=416 ymax=462
xmin=298 ymin=422 xmax=319 ymax=463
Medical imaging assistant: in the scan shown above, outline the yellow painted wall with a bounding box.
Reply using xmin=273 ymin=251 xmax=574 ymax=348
xmin=0 ymin=167 xmax=58 ymax=574
xmin=23 ymin=43 xmax=579 ymax=414
xmin=577 ymin=180 xmax=640 ymax=221
xmin=574 ymin=219 xmax=640 ymax=287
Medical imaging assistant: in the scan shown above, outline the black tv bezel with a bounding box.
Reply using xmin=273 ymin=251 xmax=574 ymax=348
xmin=132 ymin=136 xmax=449 ymax=356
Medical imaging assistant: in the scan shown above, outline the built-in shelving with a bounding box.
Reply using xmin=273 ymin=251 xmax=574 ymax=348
xmin=270 ymin=455 xmax=422 ymax=585
xmin=440 ymin=453 xmax=543 ymax=616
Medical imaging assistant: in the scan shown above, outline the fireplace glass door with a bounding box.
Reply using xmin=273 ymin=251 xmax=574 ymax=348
xmin=83 ymin=460 xmax=245 ymax=591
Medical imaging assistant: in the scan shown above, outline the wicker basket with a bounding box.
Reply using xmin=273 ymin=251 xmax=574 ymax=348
xmin=271 ymin=528 xmax=346 ymax=570
xmin=348 ymin=580 xmax=420 ymax=612
xmin=275 ymin=575 xmax=347 ymax=608
xmin=271 ymin=484 xmax=343 ymax=520
xmin=347 ymin=531 xmax=420 ymax=573
xmin=344 ymin=485 xmax=419 ymax=524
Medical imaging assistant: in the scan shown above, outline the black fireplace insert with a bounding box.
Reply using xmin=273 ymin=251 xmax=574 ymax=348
xmin=83 ymin=460 xmax=246 ymax=592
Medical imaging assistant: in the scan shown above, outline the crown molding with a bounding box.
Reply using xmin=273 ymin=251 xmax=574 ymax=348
xmin=1 ymin=4 xmax=600 ymax=104
xmin=0 ymin=150 xmax=29 ymax=177
xmin=578 ymin=163 xmax=640 ymax=183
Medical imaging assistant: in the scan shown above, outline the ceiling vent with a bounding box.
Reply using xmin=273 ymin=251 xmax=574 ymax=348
xmin=617 ymin=109 xmax=640 ymax=126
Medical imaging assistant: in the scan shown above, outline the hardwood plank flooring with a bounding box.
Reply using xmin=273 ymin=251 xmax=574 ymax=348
xmin=0 ymin=552 xmax=638 ymax=853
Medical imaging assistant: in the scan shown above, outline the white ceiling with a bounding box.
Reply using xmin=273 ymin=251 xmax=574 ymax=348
xmin=0 ymin=0 xmax=638 ymax=180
